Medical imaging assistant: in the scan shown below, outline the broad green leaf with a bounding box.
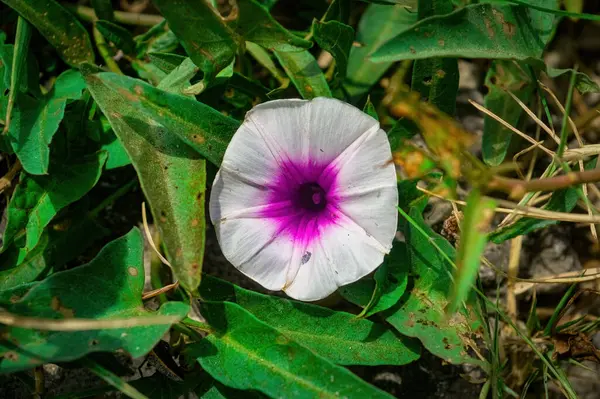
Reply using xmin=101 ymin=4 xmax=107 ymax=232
xmin=86 ymin=72 xmax=208 ymax=293
xmin=148 ymin=52 xmax=187 ymax=74
xmin=199 ymin=275 xmax=420 ymax=366
xmin=410 ymin=0 xmax=458 ymax=116
xmin=96 ymin=20 xmax=136 ymax=54
xmin=230 ymin=0 xmax=312 ymax=51
xmin=86 ymin=72 xmax=240 ymax=166
xmin=344 ymin=4 xmax=418 ymax=99
xmin=275 ymin=51 xmax=332 ymax=99
xmin=8 ymin=70 xmax=87 ymax=175
xmin=386 ymin=205 xmax=485 ymax=365
xmin=1 ymin=152 xmax=108 ymax=261
xmin=157 ymin=57 xmax=199 ymax=97
xmin=195 ymin=377 xmax=266 ymax=399
xmin=1 ymin=0 xmax=94 ymax=66
xmin=312 ymin=20 xmax=354 ymax=79
xmin=482 ymin=60 xmax=534 ymax=166
xmin=339 ymin=241 xmax=409 ymax=318
xmin=189 ymin=301 xmax=395 ymax=399
xmin=0 ymin=213 xmax=109 ymax=291
xmin=449 ymin=189 xmax=496 ymax=314
xmin=151 ymin=0 xmax=238 ymax=80
xmin=3 ymin=16 xmax=31 ymax=135
xmin=0 ymin=229 xmax=190 ymax=373
xmin=371 ymin=3 xmax=558 ymax=63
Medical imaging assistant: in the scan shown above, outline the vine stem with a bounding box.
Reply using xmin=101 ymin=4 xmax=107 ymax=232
xmin=69 ymin=5 xmax=163 ymax=26
xmin=487 ymin=167 xmax=600 ymax=198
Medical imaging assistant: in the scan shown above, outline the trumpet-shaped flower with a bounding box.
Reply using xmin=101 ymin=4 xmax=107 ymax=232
xmin=209 ymin=98 xmax=398 ymax=301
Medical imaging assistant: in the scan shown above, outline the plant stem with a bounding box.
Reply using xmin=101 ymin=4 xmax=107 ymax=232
xmin=556 ymin=68 xmax=578 ymax=158
xmin=70 ymin=5 xmax=163 ymax=26
xmin=488 ymin=167 xmax=600 ymax=198
xmin=93 ymin=25 xmax=123 ymax=75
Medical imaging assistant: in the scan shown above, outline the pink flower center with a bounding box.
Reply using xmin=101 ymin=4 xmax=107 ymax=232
xmin=260 ymin=159 xmax=341 ymax=246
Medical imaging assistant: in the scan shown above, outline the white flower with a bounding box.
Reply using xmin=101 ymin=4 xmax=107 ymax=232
xmin=209 ymin=98 xmax=398 ymax=301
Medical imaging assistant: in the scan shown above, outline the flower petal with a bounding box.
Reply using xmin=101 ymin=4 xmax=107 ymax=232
xmin=283 ymin=221 xmax=387 ymax=301
xmin=246 ymin=98 xmax=379 ymax=165
xmin=331 ymin=126 xmax=398 ymax=248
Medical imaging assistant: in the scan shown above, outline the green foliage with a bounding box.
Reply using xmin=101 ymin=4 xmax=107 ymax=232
xmin=340 ymin=241 xmax=410 ymax=318
xmin=86 ymin=72 xmax=208 ymax=293
xmin=388 ymin=193 xmax=486 ymax=366
xmin=8 ymin=70 xmax=87 ymax=174
xmin=312 ymin=20 xmax=354 ymax=80
xmin=200 ymin=275 xmax=420 ymax=366
xmin=482 ymin=60 xmax=535 ymax=166
xmin=275 ymin=51 xmax=332 ymax=99
xmin=188 ymin=301 xmax=396 ymax=399
xmin=0 ymin=0 xmax=596 ymax=396
xmin=371 ymin=3 xmax=557 ymax=63
xmin=0 ymin=229 xmax=189 ymax=373
xmin=411 ymin=0 xmax=459 ymax=116
xmin=345 ymin=4 xmax=417 ymax=99
xmin=1 ymin=0 xmax=94 ymax=66
xmin=1 ymin=152 xmax=107 ymax=261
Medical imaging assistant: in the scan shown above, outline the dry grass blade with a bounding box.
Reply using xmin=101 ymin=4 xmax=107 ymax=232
xmin=418 ymin=186 xmax=600 ymax=224
xmin=513 ymin=268 xmax=600 ymax=295
xmin=469 ymin=99 xmax=555 ymax=158
xmin=507 ymin=90 xmax=559 ymax=144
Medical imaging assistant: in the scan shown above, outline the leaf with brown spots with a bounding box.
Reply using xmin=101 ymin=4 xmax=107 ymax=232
xmin=390 ymin=92 xmax=479 ymax=181
xmin=385 ymin=197 xmax=487 ymax=366
xmin=275 ymin=50 xmax=331 ymax=99
xmin=371 ymin=2 xmax=558 ymax=63
xmin=86 ymin=72 xmax=210 ymax=293
xmin=0 ymin=229 xmax=189 ymax=373
xmin=1 ymin=0 xmax=94 ymax=67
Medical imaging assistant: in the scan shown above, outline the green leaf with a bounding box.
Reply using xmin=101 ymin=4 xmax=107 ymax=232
xmin=231 ymin=0 xmax=312 ymax=52
xmin=545 ymin=66 xmax=600 ymax=94
xmin=86 ymin=72 xmax=240 ymax=166
xmin=96 ymin=20 xmax=136 ymax=54
xmin=189 ymin=301 xmax=396 ymax=399
xmin=339 ymin=241 xmax=409 ymax=318
xmin=86 ymin=72 xmax=209 ymax=293
xmin=151 ymin=0 xmax=238 ymax=80
xmin=410 ymin=0 xmax=458 ymax=116
xmin=386 ymin=206 xmax=485 ymax=365
xmin=3 ymin=16 xmax=31 ymax=135
xmin=199 ymin=275 xmax=420 ymax=366
xmin=91 ymin=0 xmax=114 ymax=21
xmin=275 ymin=51 xmax=332 ymax=99
xmin=0 ymin=213 xmax=109 ymax=291
xmin=157 ymin=57 xmax=199 ymax=97
xmin=371 ymin=3 xmax=558 ymax=63
xmin=482 ymin=60 xmax=535 ymax=166
xmin=312 ymin=20 xmax=354 ymax=79
xmin=0 ymin=229 xmax=190 ymax=373
xmin=1 ymin=0 xmax=94 ymax=66
xmin=1 ymin=152 xmax=108 ymax=261
xmin=8 ymin=70 xmax=87 ymax=175
xmin=449 ymin=189 xmax=496 ymax=314
xmin=344 ymin=4 xmax=418 ymax=99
